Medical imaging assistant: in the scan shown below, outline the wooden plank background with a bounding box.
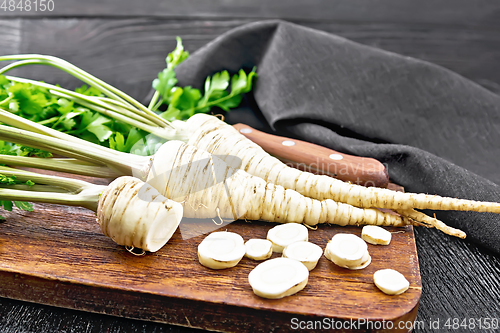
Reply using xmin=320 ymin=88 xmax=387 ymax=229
xmin=1 ymin=1 xmax=500 ymax=332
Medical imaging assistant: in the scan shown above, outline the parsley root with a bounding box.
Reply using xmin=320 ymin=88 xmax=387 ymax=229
xmin=0 ymin=54 xmax=484 ymax=239
xmin=0 ymin=121 xmax=412 ymax=228
xmin=182 ymin=114 xmax=500 ymax=216
xmin=146 ymin=140 xmax=412 ymax=227
xmin=0 ymin=167 xmax=183 ymax=252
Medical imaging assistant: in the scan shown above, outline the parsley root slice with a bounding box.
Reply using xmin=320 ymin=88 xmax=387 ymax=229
xmin=373 ymin=269 xmax=410 ymax=295
xmin=197 ymin=231 xmax=246 ymax=269
xmin=248 ymin=257 xmax=309 ymax=299
xmin=244 ymin=239 xmax=273 ymax=261
xmin=361 ymin=225 xmax=392 ymax=245
xmin=0 ymin=167 xmax=183 ymax=252
xmin=282 ymin=241 xmax=323 ymax=271
xmin=266 ymin=223 xmax=308 ymax=253
xmin=324 ymin=233 xmax=371 ymax=270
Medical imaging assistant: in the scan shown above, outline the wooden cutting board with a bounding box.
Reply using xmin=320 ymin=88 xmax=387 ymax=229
xmin=0 ymin=177 xmax=421 ymax=333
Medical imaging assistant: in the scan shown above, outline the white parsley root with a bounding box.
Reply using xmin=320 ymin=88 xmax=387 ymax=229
xmin=248 ymin=257 xmax=309 ymax=299
xmin=361 ymin=225 xmax=392 ymax=245
xmin=397 ymin=208 xmax=466 ymax=239
xmin=245 ymin=239 xmax=273 ymax=261
xmin=324 ymin=233 xmax=371 ymax=270
xmin=1 ymin=55 xmax=494 ymax=239
xmin=0 ymin=168 xmax=183 ymax=252
xmin=180 ymin=115 xmax=499 ymax=226
xmin=0 ymin=116 xmax=414 ymax=229
xmin=0 ymin=97 xmax=467 ymax=239
xmin=266 ymin=223 xmax=308 ymax=253
xmin=97 ymin=176 xmax=183 ymax=252
xmin=197 ymin=231 xmax=246 ymax=269
xmin=146 ymin=141 xmax=413 ymax=228
xmin=373 ymin=269 xmax=410 ymax=295
xmin=0 ymin=110 xmax=460 ymax=237
xmin=282 ymin=241 xmax=323 ymax=271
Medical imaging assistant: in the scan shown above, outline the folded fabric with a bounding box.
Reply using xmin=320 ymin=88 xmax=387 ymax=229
xmin=175 ymin=20 xmax=500 ymax=254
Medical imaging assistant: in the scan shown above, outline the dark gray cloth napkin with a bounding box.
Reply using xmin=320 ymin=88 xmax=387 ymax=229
xmin=175 ymin=20 xmax=500 ymax=255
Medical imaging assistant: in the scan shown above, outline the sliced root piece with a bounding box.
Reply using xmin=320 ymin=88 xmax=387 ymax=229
xmin=347 ymin=251 xmax=371 ymax=270
xmin=197 ymin=231 xmax=246 ymax=269
xmin=267 ymin=223 xmax=308 ymax=253
xmin=248 ymin=257 xmax=309 ymax=299
xmin=324 ymin=233 xmax=372 ymax=270
xmin=282 ymin=241 xmax=323 ymax=271
xmin=361 ymin=225 xmax=392 ymax=245
xmin=324 ymin=233 xmax=368 ymax=268
xmin=245 ymin=239 xmax=273 ymax=261
xmin=325 ymin=243 xmax=371 ymax=270
xmin=373 ymin=269 xmax=410 ymax=295
xmin=398 ymin=209 xmax=466 ymax=239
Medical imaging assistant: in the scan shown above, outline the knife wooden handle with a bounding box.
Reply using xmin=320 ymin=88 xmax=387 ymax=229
xmin=232 ymin=123 xmax=389 ymax=188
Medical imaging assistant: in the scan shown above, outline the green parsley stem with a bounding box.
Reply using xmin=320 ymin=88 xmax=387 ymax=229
xmin=0 ymin=183 xmax=69 ymax=193
xmin=37 ymin=116 xmax=59 ymax=126
xmin=152 ymin=100 xmax=164 ymax=113
xmin=0 ymin=166 xmax=93 ymax=193
xmin=148 ymin=91 xmax=161 ymax=110
xmin=93 ymin=96 xmax=162 ymax=127
xmin=0 ymin=55 xmax=173 ymax=129
xmin=50 ymin=90 xmax=167 ymax=138
xmin=0 ymin=155 xmax=121 ymax=178
xmin=0 ymin=108 xmax=123 ymax=158
xmin=0 ymin=187 xmax=102 ymax=211
xmin=184 ymin=92 xmax=239 ymax=117
xmin=5 ymin=75 xmax=161 ymax=128
xmin=0 ymin=124 xmax=149 ymax=178
xmin=0 ymin=166 xmax=106 ymax=212
xmin=0 ymin=95 xmax=13 ymax=106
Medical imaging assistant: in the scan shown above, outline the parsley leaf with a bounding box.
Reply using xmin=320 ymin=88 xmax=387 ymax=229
xmin=0 ymin=75 xmax=9 ymax=86
xmin=167 ymin=36 xmax=190 ymax=69
xmin=14 ymin=201 xmax=33 ymax=211
xmin=153 ymin=63 xmax=256 ymax=120
xmin=0 ymin=173 xmax=35 ymax=219
xmin=151 ymin=37 xmax=189 ymax=108
xmin=74 ymin=85 xmax=103 ymax=97
xmin=8 ymin=82 xmax=49 ymax=116
xmin=109 ymin=128 xmax=145 ymax=153
xmin=151 ymin=37 xmax=256 ymax=120
xmin=18 ymin=146 xmax=53 ymax=158
xmin=1 ymin=200 xmax=13 ymax=212
xmin=0 ymin=174 xmax=18 ymax=185
xmin=152 ymin=69 xmax=177 ymax=102
xmin=168 ymin=67 xmax=257 ymax=119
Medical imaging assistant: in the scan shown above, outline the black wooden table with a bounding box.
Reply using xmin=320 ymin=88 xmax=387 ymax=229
xmin=1 ymin=1 xmax=500 ymax=332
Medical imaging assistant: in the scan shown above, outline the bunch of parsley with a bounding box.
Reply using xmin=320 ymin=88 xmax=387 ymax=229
xmin=0 ymin=37 xmax=256 ymax=217
xmin=0 ymin=37 xmax=255 ymax=154
xmin=0 ymin=75 xmax=145 ymax=151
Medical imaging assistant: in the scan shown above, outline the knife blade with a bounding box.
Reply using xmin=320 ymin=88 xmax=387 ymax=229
xmin=232 ymin=123 xmax=389 ymax=188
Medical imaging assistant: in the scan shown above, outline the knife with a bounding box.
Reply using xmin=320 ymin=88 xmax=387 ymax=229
xmin=232 ymin=123 xmax=389 ymax=188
